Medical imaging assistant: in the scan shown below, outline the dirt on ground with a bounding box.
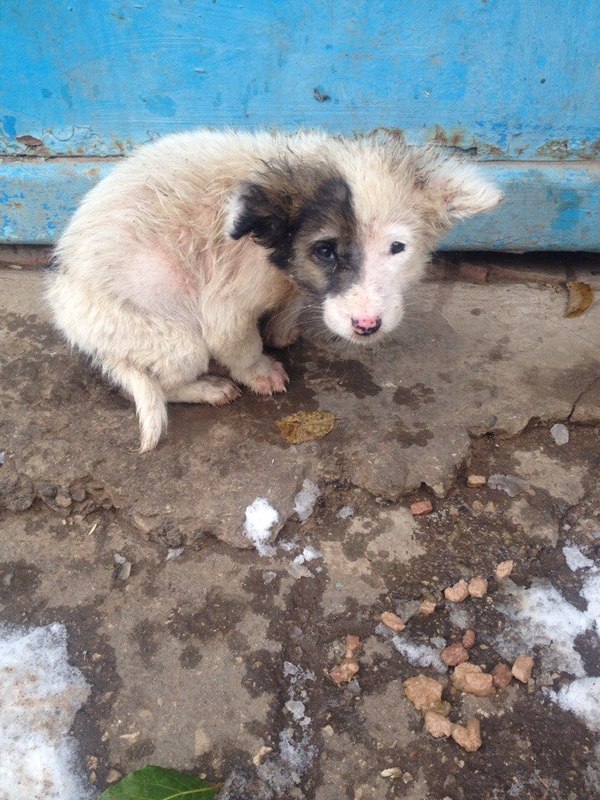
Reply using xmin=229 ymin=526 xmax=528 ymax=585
xmin=1 ymin=261 xmax=599 ymax=800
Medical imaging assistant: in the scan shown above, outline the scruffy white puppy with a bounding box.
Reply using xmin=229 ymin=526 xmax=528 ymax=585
xmin=46 ymin=130 xmax=502 ymax=451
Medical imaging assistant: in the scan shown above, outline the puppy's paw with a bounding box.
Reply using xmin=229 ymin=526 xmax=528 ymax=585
xmin=244 ymin=356 xmax=289 ymax=396
xmin=202 ymin=376 xmax=243 ymax=406
xmin=265 ymin=324 xmax=302 ymax=349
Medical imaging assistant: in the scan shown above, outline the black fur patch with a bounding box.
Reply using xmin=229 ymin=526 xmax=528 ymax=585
xmin=230 ymin=160 xmax=362 ymax=296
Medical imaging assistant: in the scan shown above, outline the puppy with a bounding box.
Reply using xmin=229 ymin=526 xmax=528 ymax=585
xmin=46 ymin=130 xmax=502 ymax=451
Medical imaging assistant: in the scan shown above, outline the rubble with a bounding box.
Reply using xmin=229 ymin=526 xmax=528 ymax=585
xmin=512 ymin=655 xmax=534 ymax=684
xmin=462 ymin=629 xmax=476 ymax=649
xmin=403 ymin=675 xmax=445 ymax=712
xmin=467 ymin=475 xmax=487 ymax=488
xmin=451 ymin=718 xmax=482 ymax=752
xmin=492 ymin=663 xmax=513 ymax=689
xmin=444 ymin=579 xmax=469 ymax=602
xmin=468 ymin=576 xmax=488 ymax=598
xmin=424 ymin=711 xmax=453 ymax=738
xmin=452 ymin=663 xmax=495 ymax=697
xmin=329 ymin=635 xmax=361 ymax=685
xmin=441 ymin=642 xmax=469 ymax=667
xmin=380 ymin=611 xmax=406 ymax=633
xmin=495 ymin=560 xmax=514 ymax=580
xmin=411 ymin=499 xmax=433 ymax=516
xmin=419 ymin=599 xmax=437 ymax=615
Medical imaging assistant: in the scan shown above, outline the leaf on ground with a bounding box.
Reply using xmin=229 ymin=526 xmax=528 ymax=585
xmin=565 ymin=282 xmax=595 ymax=318
xmin=276 ymin=410 xmax=336 ymax=444
xmin=99 ymin=765 xmax=217 ymax=800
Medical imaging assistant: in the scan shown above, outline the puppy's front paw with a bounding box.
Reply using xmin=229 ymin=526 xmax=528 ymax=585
xmin=244 ymin=356 xmax=289 ymax=395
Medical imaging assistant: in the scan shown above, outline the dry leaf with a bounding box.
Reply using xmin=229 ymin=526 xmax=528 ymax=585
xmin=565 ymin=282 xmax=595 ymax=318
xmin=276 ymin=411 xmax=336 ymax=444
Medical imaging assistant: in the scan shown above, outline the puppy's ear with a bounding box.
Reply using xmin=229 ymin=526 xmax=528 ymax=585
xmin=411 ymin=146 xmax=503 ymax=233
xmin=229 ymin=180 xmax=294 ymax=248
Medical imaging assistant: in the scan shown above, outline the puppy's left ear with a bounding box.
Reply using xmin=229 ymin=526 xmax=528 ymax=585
xmin=412 ymin=147 xmax=503 ymax=233
xmin=228 ymin=180 xmax=293 ymax=248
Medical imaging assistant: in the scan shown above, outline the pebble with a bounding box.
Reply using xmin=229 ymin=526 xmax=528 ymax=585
xmin=424 ymin=710 xmax=453 ymax=738
xmin=441 ymin=642 xmax=469 ymax=667
xmin=381 ymin=611 xmax=406 ymax=633
xmin=468 ymin=576 xmax=488 ymax=598
xmin=403 ymin=675 xmax=444 ymax=712
xmin=495 ymin=560 xmax=514 ymax=580
xmin=491 ymin=662 xmax=512 ymax=689
xmin=71 ymin=487 xmax=87 ymax=503
xmin=550 ymin=423 xmax=569 ymax=445
xmin=452 ymin=663 xmax=495 ymax=697
xmin=380 ymin=768 xmax=402 ymax=779
xmin=512 ymin=654 xmax=534 ymax=683
xmin=411 ymin=499 xmax=433 ymax=516
xmin=54 ymin=490 xmax=72 ymax=508
xmin=418 ymin=599 xmax=436 ymax=615
xmin=252 ymin=746 xmax=273 ymax=767
xmin=467 ymin=475 xmax=487 ymax=488
xmin=488 ymin=474 xmax=528 ymax=497
xmin=329 ymin=635 xmax=361 ymax=685
xmin=106 ymin=770 xmax=122 ymax=785
xmin=462 ymin=629 xmax=476 ymax=649
xmin=444 ymin=579 xmax=469 ymax=602
xmin=451 ymin=718 xmax=482 ymax=752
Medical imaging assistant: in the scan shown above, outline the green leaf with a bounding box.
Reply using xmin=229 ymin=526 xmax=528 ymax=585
xmin=99 ymin=765 xmax=217 ymax=800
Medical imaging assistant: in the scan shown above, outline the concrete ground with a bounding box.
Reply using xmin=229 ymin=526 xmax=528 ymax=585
xmin=1 ymin=256 xmax=600 ymax=799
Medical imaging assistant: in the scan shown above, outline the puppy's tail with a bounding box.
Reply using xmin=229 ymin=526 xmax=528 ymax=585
xmin=105 ymin=360 xmax=167 ymax=452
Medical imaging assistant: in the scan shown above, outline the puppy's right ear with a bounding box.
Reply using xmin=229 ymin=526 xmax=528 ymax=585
xmin=229 ymin=180 xmax=294 ymax=249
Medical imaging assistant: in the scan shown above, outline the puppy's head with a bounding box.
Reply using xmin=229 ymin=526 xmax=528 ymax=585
xmin=230 ymin=142 xmax=502 ymax=343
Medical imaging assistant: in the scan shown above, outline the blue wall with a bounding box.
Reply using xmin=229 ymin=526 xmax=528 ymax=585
xmin=1 ymin=1 xmax=599 ymax=248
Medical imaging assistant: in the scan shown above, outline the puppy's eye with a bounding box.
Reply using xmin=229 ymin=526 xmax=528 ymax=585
xmin=313 ymin=242 xmax=337 ymax=263
xmin=390 ymin=241 xmax=406 ymax=255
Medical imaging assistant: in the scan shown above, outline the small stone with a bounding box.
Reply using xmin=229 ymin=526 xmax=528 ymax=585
xmin=194 ymin=727 xmax=212 ymax=756
xmin=322 ymin=725 xmax=334 ymax=737
xmin=106 ymin=770 xmax=122 ymax=785
xmin=329 ymin=660 xmax=359 ymax=685
xmin=468 ymin=576 xmax=488 ymax=598
xmin=411 ymin=499 xmax=433 ymax=516
xmin=252 ymin=745 xmax=273 ymax=767
xmin=381 ymin=611 xmax=406 ymax=633
xmin=380 ymin=767 xmax=402 ymax=778
xmin=441 ymin=642 xmax=469 ymax=666
xmin=467 ymin=475 xmax=487 ymax=488
xmin=462 ymin=629 xmax=476 ymax=649
xmin=345 ymin=634 xmax=361 ymax=658
xmin=38 ymin=482 xmax=58 ymax=499
xmin=492 ymin=662 xmax=513 ymax=689
xmin=452 ymin=663 xmax=495 ymax=697
xmin=512 ymin=654 xmax=534 ymax=683
xmin=403 ymin=675 xmax=444 ymax=712
xmin=424 ymin=710 xmax=453 ymax=738
xmin=451 ymin=718 xmax=482 ymax=752
xmin=495 ymin=560 xmax=514 ymax=580
xmin=54 ymin=490 xmax=72 ymax=508
xmin=550 ymin=423 xmax=569 ymax=445
xmin=444 ymin=579 xmax=469 ymax=602
xmin=402 ymin=772 xmax=413 ymax=784
xmin=71 ymin=487 xmax=87 ymax=503
xmin=419 ymin=599 xmax=436 ymax=615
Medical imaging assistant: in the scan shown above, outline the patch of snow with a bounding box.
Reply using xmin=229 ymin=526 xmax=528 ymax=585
xmin=166 ymin=547 xmax=184 ymax=561
xmin=244 ymin=497 xmax=279 ymax=556
xmin=488 ymin=474 xmax=528 ymax=497
xmin=563 ymin=544 xmax=594 ymax=572
xmin=302 ymin=545 xmax=323 ymax=562
xmin=550 ymin=423 xmax=569 ymax=445
xmin=544 ymin=677 xmax=600 ymax=731
xmin=390 ymin=634 xmax=446 ymax=672
xmin=0 ymin=623 xmax=93 ymax=800
xmin=337 ymin=505 xmax=354 ymax=519
xmin=285 ymin=700 xmax=306 ymax=721
xmin=294 ymin=479 xmax=319 ymax=523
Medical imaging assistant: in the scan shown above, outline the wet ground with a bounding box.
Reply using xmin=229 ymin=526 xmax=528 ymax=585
xmin=1 ymin=258 xmax=599 ymax=799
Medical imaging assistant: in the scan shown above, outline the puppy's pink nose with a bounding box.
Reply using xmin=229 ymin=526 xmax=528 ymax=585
xmin=351 ymin=316 xmax=381 ymax=336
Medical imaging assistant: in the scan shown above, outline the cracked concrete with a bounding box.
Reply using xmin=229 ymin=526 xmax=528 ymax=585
xmin=1 ymin=264 xmax=600 ymax=800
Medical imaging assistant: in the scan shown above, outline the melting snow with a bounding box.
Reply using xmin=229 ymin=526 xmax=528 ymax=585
xmin=294 ymin=479 xmax=319 ymax=523
xmin=563 ymin=544 xmax=594 ymax=572
xmin=0 ymin=623 xmax=93 ymax=800
xmin=244 ymin=497 xmax=279 ymax=556
xmin=544 ymin=677 xmax=600 ymax=732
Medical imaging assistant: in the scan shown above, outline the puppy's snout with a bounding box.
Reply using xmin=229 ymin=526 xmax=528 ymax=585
xmin=351 ymin=315 xmax=381 ymax=336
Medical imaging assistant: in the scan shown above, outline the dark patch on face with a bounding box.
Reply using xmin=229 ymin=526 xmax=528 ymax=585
xmin=393 ymin=382 xmax=435 ymax=409
xmin=230 ymin=159 xmax=362 ymax=297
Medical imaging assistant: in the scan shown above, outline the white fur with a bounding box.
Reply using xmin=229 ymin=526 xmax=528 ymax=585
xmin=46 ymin=130 xmax=502 ymax=450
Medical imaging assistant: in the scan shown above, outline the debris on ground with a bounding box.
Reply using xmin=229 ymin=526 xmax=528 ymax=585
xmin=113 ymin=553 xmax=131 ymax=581
xmin=564 ymin=281 xmax=595 ymax=318
xmin=467 ymin=474 xmax=487 ymax=488
xmin=424 ymin=710 xmax=453 ymax=738
xmin=487 ymin=474 xmax=528 ymax=497
xmin=452 ymin=663 xmax=495 ymax=697
xmin=294 ymin=479 xmax=320 ymax=522
xmin=276 ymin=411 xmax=336 ymax=444
xmin=512 ymin=654 xmax=535 ymax=683
xmin=444 ymin=579 xmax=470 ymax=602
xmin=329 ymin=635 xmax=361 ymax=685
xmin=380 ymin=767 xmax=402 ymax=779
xmin=450 ymin=718 xmax=482 ymax=752
xmin=462 ymin=629 xmax=476 ymax=649
xmin=403 ymin=675 xmax=445 ymax=712
xmin=468 ymin=576 xmax=488 ymax=598
xmin=495 ymin=560 xmax=514 ymax=580
xmin=381 ymin=611 xmax=406 ymax=632
xmin=550 ymin=423 xmax=570 ymax=445
xmin=492 ymin=662 xmax=513 ymax=689
xmin=410 ymin=499 xmax=433 ymax=516
xmin=441 ymin=642 xmax=469 ymax=666
xmin=419 ymin=599 xmax=437 ymax=615
xmin=243 ymin=498 xmax=279 ymax=556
